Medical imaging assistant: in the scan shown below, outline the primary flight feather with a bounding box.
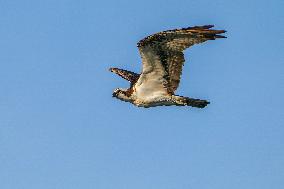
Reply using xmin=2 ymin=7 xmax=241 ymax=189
xmin=110 ymin=25 xmax=226 ymax=108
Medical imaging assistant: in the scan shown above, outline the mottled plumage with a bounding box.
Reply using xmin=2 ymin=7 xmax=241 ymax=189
xmin=110 ymin=25 xmax=226 ymax=108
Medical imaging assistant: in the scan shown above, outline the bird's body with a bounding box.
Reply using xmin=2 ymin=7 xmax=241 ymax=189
xmin=110 ymin=25 xmax=226 ymax=108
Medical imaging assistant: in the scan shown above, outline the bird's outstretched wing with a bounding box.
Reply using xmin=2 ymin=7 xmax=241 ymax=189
xmin=109 ymin=68 xmax=140 ymax=84
xmin=137 ymin=25 xmax=226 ymax=93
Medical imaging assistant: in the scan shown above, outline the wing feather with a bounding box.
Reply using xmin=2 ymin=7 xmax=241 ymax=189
xmin=137 ymin=25 xmax=226 ymax=92
xmin=135 ymin=46 xmax=171 ymax=98
xmin=109 ymin=67 xmax=140 ymax=84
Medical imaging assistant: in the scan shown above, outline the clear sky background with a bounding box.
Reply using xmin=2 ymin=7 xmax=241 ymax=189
xmin=0 ymin=0 xmax=283 ymax=189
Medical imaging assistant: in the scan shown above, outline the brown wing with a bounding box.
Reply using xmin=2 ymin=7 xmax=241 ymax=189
xmin=137 ymin=25 xmax=226 ymax=92
xmin=109 ymin=67 xmax=140 ymax=84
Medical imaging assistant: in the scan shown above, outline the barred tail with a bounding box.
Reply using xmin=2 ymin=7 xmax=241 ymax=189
xmin=185 ymin=97 xmax=210 ymax=108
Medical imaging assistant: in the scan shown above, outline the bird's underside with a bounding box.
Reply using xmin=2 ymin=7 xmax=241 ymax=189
xmin=110 ymin=25 xmax=226 ymax=108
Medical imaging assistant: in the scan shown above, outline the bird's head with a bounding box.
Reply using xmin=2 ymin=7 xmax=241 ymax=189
xmin=112 ymin=88 xmax=132 ymax=102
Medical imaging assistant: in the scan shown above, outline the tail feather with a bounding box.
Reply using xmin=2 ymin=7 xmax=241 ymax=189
xmin=185 ymin=97 xmax=210 ymax=108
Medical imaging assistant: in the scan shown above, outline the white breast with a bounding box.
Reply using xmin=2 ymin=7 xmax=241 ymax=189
xmin=134 ymin=72 xmax=168 ymax=101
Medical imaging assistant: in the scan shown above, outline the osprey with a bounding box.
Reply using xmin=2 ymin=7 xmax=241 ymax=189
xmin=110 ymin=25 xmax=226 ymax=108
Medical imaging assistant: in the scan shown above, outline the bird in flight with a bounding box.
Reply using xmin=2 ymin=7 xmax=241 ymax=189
xmin=110 ymin=25 xmax=226 ymax=108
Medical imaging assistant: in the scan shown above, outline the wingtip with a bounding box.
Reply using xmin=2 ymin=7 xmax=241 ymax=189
xmin=219 ymin=30 xmax=227 ymax=33
xmin=191 ymin=25 xmax=215 ymax=29
xmin=215 ymin=35 xmax=227 ymax=38
xmin=203 ymin=24 xmax=215 ymax=29
xmin=109 ymin=68 xmax=114 ymax=72
xmin=216 ymin=34 xmax=227 ymax=38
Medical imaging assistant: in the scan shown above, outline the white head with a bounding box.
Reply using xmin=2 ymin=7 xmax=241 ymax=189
xmin=112 ymin=88 xmax=133 ymax=102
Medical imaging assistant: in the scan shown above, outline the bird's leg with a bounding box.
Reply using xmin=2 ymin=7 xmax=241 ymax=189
xmin=171 ymin=95 xmax=210 ymax=108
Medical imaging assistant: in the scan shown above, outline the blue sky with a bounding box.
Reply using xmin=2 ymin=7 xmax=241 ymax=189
xmin=0 ymin=0 xmax=283 ymax=188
